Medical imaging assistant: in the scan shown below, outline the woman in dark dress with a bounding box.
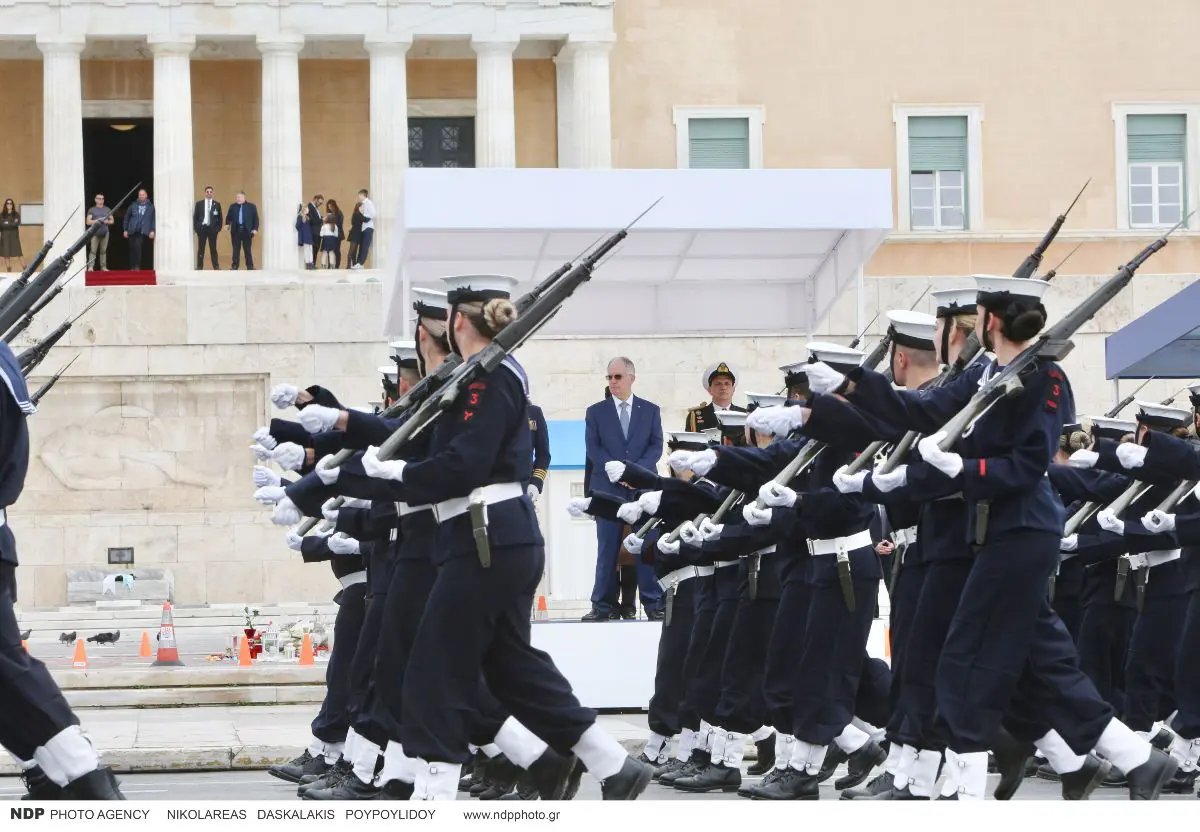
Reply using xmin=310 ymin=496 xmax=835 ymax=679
xmin=0 ymin=199 xmax=23 ymax=272
xmin=346 ymin=203 xmax=365 ymax=270
xmin=326 ymin=199 xmax=346 ymax=269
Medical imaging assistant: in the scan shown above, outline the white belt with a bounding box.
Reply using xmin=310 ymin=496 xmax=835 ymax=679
xmin=714 ymin=559 xmax=739 ymax=570
xmin=389 ymin=528 xmax=397 ymax=542
xmin=893 ymin=527 xmax=918 ymax=548
xmin=748 ymin=544 xmax=776 ymax=558
xmin=433 ymin=483 xmax=523 ymax=523
xmin=339 ymin=570 xmax=367 ymax=589
xmin=397 ymin=501 xmax=433 ymax=517
xmin=807 ymin=529 xmax=872 ymax=557
xmin=657 ymin=565 xmax=698 ymax=591
xmin=696 ymin=565 xmax=715 ymax=577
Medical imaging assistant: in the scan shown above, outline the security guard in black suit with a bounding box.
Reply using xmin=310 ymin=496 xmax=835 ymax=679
xmin=686 ymin=363 xmax=748 ymax=447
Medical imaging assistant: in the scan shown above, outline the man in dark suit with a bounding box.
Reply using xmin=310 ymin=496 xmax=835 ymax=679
xmin=582 ymin=357 xmax=664 ymax=621
xmin=193 ymin=185 xmax=222 ymax=270
xmin=225 ymin=191 xmax=259 ymax=270
xmin=122 ymin=188 xmax=155 ymax=271
xmin=306 ymin=194 xmax=324 ymax=264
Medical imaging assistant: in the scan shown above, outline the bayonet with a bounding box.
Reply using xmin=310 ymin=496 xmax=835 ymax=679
xmin=1039 ymin=242 xmax=1083 ymax=282
xmin=29 ymin=354 xmax=79 ymax=405
xmin=1012 ymin=179 xmax=1090 ymax=279
xmin=0 ymin=206 xmax=80 ymax=317
xmin=1106 ymin=376 xmax=1154 ymax=418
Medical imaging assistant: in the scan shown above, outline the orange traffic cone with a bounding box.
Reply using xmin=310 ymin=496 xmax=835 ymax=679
xmin=139 ymin=631 xmax=152 ymax=658
xmin=72 ymin=638 xmax=88 ymax=670
xmin=238 ymin=635 xmax=252 ymax=667
xmin=151 ymin=601 xmax=185 ymax=667
xmin=534 ymin=595 xmax=549 ymax=621
xmin=298 ymin=633 xmax=314 ymax=666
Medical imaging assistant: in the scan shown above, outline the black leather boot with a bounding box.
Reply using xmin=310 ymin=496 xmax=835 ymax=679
xmin=651 ymin=757 xmax=683 ymax=782
xmin=378 ymin=779 xmax=415 ymax=800
xmin=525 ymin=749 xmax=578 ymax=800
xmin=817 ymin=744 xmax=847 ymax=783
xmin=749 ymin=766 xmax=820 ymax=800
xmin=1161 ymin=767 xmax=1197 ymax=795
xmin=460 ymin=751 xmax=487 ymax=793
xmin=476 ymin=755 xmax=520 ymax=800
xmin=21 ymin=766 xmax=62 ymax=801
xmin=1060 ymin=755 xmax=1111 ymax=800
xmin=1125 ymin=749 xmax=1178 ymax=800
xmin=298 ymin=758 xmax=350 ymax=796
xmin=840 ymin=771 xmax=894 ymax=799
xmin=1036 ymin=761 xmax=1061 ymax=781
xmin=304 ymin=771 xmax=381 ymax=800
xmin=269 ymin=749 xmax=329 ymax=784
xmin=991 ymin=731 xmax=1036 ymax=801
xmin=870 ymin=783 xmax=929 ymax=800
xmin=737 ymin=766 xmax=781 ymax=798
xmin=60 ymin=768 xmax=125 ymax=800
xmin=834 ymin=740 xmax=887 ymax=790
xmin=657 ymin=750 xmax=709 ymax=785
xmin=499 ymin=770 xmax=541 ymax=800
xmin=600 ymin=756 xmax=653 ymax=800
xmin=747 ymin=734 xmax=775 ymax=776
xmin=673 ymin=762 xmax=741 ymax=793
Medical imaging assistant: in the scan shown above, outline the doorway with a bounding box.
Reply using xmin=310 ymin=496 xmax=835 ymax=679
xmin=83 ymin=118 xmax=154 ymax=270
xmin=408 ymin=117 xmax=476 ymax=167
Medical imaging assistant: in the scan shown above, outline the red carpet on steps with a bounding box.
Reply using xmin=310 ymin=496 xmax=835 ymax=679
xmin=86 ymin=269 xmax=157 ymax=287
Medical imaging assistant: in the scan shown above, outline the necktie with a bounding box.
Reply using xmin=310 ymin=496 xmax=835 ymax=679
xmin=238 ymin=205 xmax=244 ymax=225
xmin=619 ymin=401 xmax=630 ymax=439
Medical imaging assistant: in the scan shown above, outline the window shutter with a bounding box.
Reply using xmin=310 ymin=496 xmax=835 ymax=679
xmin=688 ymin=118 xmax=750 ymax=169
xmin=908 ymin=116 xmax=968 ymax=172
xmin=1128 ymin=114 xmax=1186 ymax=162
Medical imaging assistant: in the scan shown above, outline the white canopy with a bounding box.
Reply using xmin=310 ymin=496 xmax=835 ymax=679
xmin=387 ymin=168 xmax=892 ymax=337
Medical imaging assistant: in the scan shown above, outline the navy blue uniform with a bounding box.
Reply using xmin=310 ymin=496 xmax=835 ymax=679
xmin=528 ymin=404 xmax=550 ymax=494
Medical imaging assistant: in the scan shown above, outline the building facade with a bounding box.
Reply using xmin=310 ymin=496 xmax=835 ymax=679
xmin=4 ymin=0 xmax=1198 ymax=605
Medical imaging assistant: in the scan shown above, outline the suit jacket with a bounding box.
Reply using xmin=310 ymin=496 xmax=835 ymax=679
xmin=226 ymin=202 xmax=259 ymax=232
xmin=584 ymin=395 xmax=663 ymax=500
xmin=307 ymin=203 xmax=323 ymax=239
xmin=124 ymin=201 xmax=156 ymax=236
xmin=193 ymin=199 xmax=223 ymax=233
xmin=529 ymin=404 xmax=551 ymax=493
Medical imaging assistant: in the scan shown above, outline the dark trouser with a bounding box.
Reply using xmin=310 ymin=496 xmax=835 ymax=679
xmin=311 ymin=581 xmax=367 ymax=745
xmin=791 ymin=577 xmax=879 ymax=746
xmin=0 ymin=563 xmax=79 ymax=760
xmin=348 ymin=595 xmax=386 ymax=747
xmin=334 ymin=241 xmax=342 ymax=269
xmin=762 ymin=556 xmax=807 ymax=734
xmin=691 ymin=565 xmax=742 ymax=726
xmin=936 ymin=532 xmax=1113 ymax=755
xmin=195 ymin=226 xmax=219 ymax=269
xmin=1122 ymin=591 xmax=1187 ymax=733
xmin=401 ymin=547 xmax=595 ymax=764
xmin=128 ymin=233 xmax=147 ymax=270
xmin=677 ymin=574 xmax=717 ymax=732
xmin=647 ymin=578 xmax=697 ymax=738
xmin=1173 ymin=589 xmax=1200 ymax=739
xmin=230 ymin=227 xmax=254 ymax=269
xmin=591 ymin=519 xmax=661 ymax=614
xmin=1077 ymin=602 xmax=1136 ymax=716
xmin=357 ymin=228 xmax=374 ymax=266
xmin=884 ymin=558 xmax=928 ymax=742
xmin=855 ymin=657 xmax=893 ymax=731
xmin=713 ymin=575 xmax=778 ymax=734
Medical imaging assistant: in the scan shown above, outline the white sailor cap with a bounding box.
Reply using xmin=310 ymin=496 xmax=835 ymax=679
xmin=1134 ymin=400 xmax=1192 ymax=430
xmin=714 ymin=409 xmax=747 ymax=428
xmin=887 ymin=310 xmax=937 ymax=351
xmin=779 ymin=362 xmax=808 ymax=387
xmin=389 ymin=340 xmax=418 ymax=368
xmin=1189 ymin=384 xmax=1200 ymax=407
xmin=1088 ymin=416 xmax=1137 ymax=441
xmin=703 ymin=362 xmax=737 ymax=391
xmin=932 ymin=287 xmax=979 ymax=318
xmin=747 ymin=392 xmax=787 ymax=410
xmin=367 ymin=401 xmax=383 ymax=413
xmin=378 ymin=365 xmax=399 ymax=381
xmin=668 ymin=431 xmax=715 ymax=451
xmin=442 ymin=274 xmax=518 ymax=305
xmin=806 ymin=341 xmax=865 ymax=372
xmin=349 ymin=405 xmax=375 ymax=414
xmin=974 ymin=274 xmax=1050 ymax=306
xmin=412 ymin=288 xmax=449 ymax=320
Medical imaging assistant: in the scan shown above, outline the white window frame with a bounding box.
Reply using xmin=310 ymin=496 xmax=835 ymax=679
xmin=893 ymin=104 xmax=984 ymax=232
xmin=909 ymin=170 xmax=966 ymax=232
xmin=672 ymin=106 xmax=766 ymax=170
xmin=1112 ymin=103 xmax=1200 ymax=231
xmin=1128 ymin=162 xmax=1185 ymax=229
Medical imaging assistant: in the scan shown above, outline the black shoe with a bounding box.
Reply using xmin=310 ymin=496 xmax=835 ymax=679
xmin=460 ymin=751 xmax=487 ymax=792
xmin=269 ymin=749 xmax=329 ymax=784
xmin=1036 ymin=762 xmax=1061 ymax=782
xmin=378 ymin=779 xmax=415 ymax=800
xmin=1161 ymin=767 xmax=1198 ymax=795
xmin=651 ymin=757 xmax=683 ymax=782
xmin=840 ymin=771 xmax=894 ymax=799
xmin=618 ymin=606 xmax=637 ymax=620
xmin=299 ymin=759 xmax=350 ymax=796
xmin=61 ymin=768 xmax=125 ymax=800
xmin=21 ymin=766 xmax=62 ymax=801
xmin=1125 ymin=749 xmax=1179 ymax=800
xmin=646 ymin=609 xmax=665 ymax=621
xmin=658 ymin=750 xmax=709 ymax=785
xmin=817 ymin=744 xmax=848 ymax=784
xmin=673 ymin=761 xmax=742 ymax=793
xmin=477 ymin=755 xmax=521 ymax=800
xmin=992 ymin=732 xmax=1036 ymax=801
xmin=834 ymin=740 xmax=887 ymax=791
xmin=499 ymin=770 xmax=541 ymax=800
xmin=750 ymin=766 xmax=820 ymax=800
xmin=871 ymin=784 xmax=929 ymax=800
xmin=1024 ymin=757 xmax=1041 ymax=777
xmin=564 ymin=760 xmax=585 ymax=800
xmin=580 ymin=610 xmax=615 ymax=622
xmin=304 ymin=772 xmax=380 ymax=801
xmin=1060 ymin=755 xmax=1111 ymax=800
xmin=1101 ymin=769 xmax=1128 ymax=788
xmin=1150 ymin=728 xmax=1174 ymax=751
xmin=600 ymin=756 xmax=653 ymax=800
xmin=526 ymin=749 xmax=578 ymax=800
xmin=637 ymin=752 xmax=667 ymax=768
xmin=747 ymin=734 xmax=776 ymax=776
xmin=738 ymin=767 xmax=781 ymax=798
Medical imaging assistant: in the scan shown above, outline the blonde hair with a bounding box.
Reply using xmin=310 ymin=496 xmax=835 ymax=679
xmin=457 ymin=298 xmax=518 ymax=338
xmin=953 ymin=312 xmax=977 ymax=333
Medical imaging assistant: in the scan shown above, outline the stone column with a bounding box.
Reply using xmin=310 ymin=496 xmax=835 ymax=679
xmin=553 ymin=45 xmax=575 ymax=168
xmin=36 ymin=34 xmax=86 ymax=244
xmin=471 ymin=37 xmax=519 ymax=168
xmin=149 ymin=35 xmax=196 ymax=273
xmin=257 ymin=34 xmax=305 ymax=271
xmin=365 ymin=35 xmax=412 ymax=272
xmin=567 ymin=35 xmax=615 ymax=168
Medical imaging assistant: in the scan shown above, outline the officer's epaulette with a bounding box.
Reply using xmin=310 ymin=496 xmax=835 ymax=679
xmin=687 ymin=401 xmax=709 ymax=412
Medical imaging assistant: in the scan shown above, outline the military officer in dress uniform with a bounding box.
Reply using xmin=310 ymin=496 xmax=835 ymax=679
xmin=686 ymin=363 xmax=748 ymax=446
xmin=527 ymin=403 xmax=550 ymax=501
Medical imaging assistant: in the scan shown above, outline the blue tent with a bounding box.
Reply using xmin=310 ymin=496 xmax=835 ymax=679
xmin=1105 ymin=280 xmax=1200 ymax=379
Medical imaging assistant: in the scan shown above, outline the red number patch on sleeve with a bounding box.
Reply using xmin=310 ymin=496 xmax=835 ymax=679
xmin=469 ymin=392 xmax=480 ymax=406
xmin=468 ymin=382 xmax=487 ymax=391
xmin=463 ymin=411 xmax=475 ymax=422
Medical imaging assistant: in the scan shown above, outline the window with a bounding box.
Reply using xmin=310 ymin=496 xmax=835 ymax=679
xmin=1127 ymin=114 xmax=1185 ymax=227
xmin=673 ymin=106 xmax=765 ymax=169
xmin=893 ymin=105 xmax=984 ymax=232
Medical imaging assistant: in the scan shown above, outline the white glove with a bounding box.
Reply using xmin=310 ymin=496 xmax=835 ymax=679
xmin=758 ymin=481 xmax=797 ymax=508
xmin=272 ymin=497 xmax=302 ymax=526
xmin=605 ymin=461 xmax=627 ymax=483
xmin=616 ymin=501 xmax=643 ymax=525
xmin=253 ymin=465 xmax=282 ymax=488
xmin=327 ymin=532 xmax=361 ymax=556
xmin=1068 ymin=449 xmax=1098 ymax=469
xmin=250 ymin=443 xmax=274 ymax=461
xmin=1115 ymin=443 xmax=1148 ymax=470
xmin=746 ymin=405 xmax=806 ymax=437
xmin=299 ymin=404 xmax=341 ymax=435
xmin=743 ymin=503 xmax=773 ymax=527
xmin=870 ymin=465 xmax=908 ymax=493
xmin=657 ymin=535 xmax=680 ymax=555
xmin=805 ymin=361 xmax=846 ymax=395
xmin=689 ymin=449 xmax=717 ymax=477
xmin=623 ymin=533 xmax=644 ymax=556
xmin=362 ymin=446 xmax=406 ymax=481
xmin=1141 ymin=509 xmax=1176 ymax=533
xmin=668 ymin=450 xmax=695 ymax=472
xmin=315 ymin=454 xmax=341 ymax=486
xmin=252 ymin=427 xmax=278 ymax=451
xmin=698 ymin=517 xmax=723 ymax=541
xmin=272 ymin=442 xmax=306 ymax=472
xmin=321 ymin=498 xmax=341 ymax=523
xmin=917 ymin=432 xmax=964 ymax=479
xmin=567 ymin=497 xmax=592 ymax=519
xmin=1096 ymin=509 xmax=1125 ymax=535
xmin=678 ymin=521 xmax=702 ymax=545
xmin=638 ymin=490 xmax=663 ymax=516
xmin=271 ymin=383 xmax=299 ymax=410
xmin=254 ymin=485 xmax=287 ymax=505
xmin=527 ymin=484 xmax=539 ymax=501
xmin=285 ymin=531 xmax=304 ymax=552
xmin=1060 ymin=534 xmax=1078 ymax=553
xmin=833 ymin=465 xmax=867 ymax=494
xmin=312 ymin=524 xmax=334 ymax=539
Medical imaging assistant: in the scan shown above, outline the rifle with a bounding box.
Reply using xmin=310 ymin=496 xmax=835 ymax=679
xmin=29 ymin=354 xmax=79 ymax=405
xmin=1159 ymin=383 xmax=1192 ymax=407
xmin=1038 ymin=243 xmax=1082 ymax=282
xmin=1106 ymin=377 xmax=1154 ymax=418
xmin=0 ymin=207 xmax=79 ymax=317
xmin=1012 ymin=180 xmax=1089 ymax=279
xmin=16 ymin=296 xmax=103 ymax=375
xmin=847 ymin=312 xmax=878 ymax=350
xmin=0 ymin=182 xmax=139 ymax=337
xmin=3 ymin=264 xmax=86 ymax=344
